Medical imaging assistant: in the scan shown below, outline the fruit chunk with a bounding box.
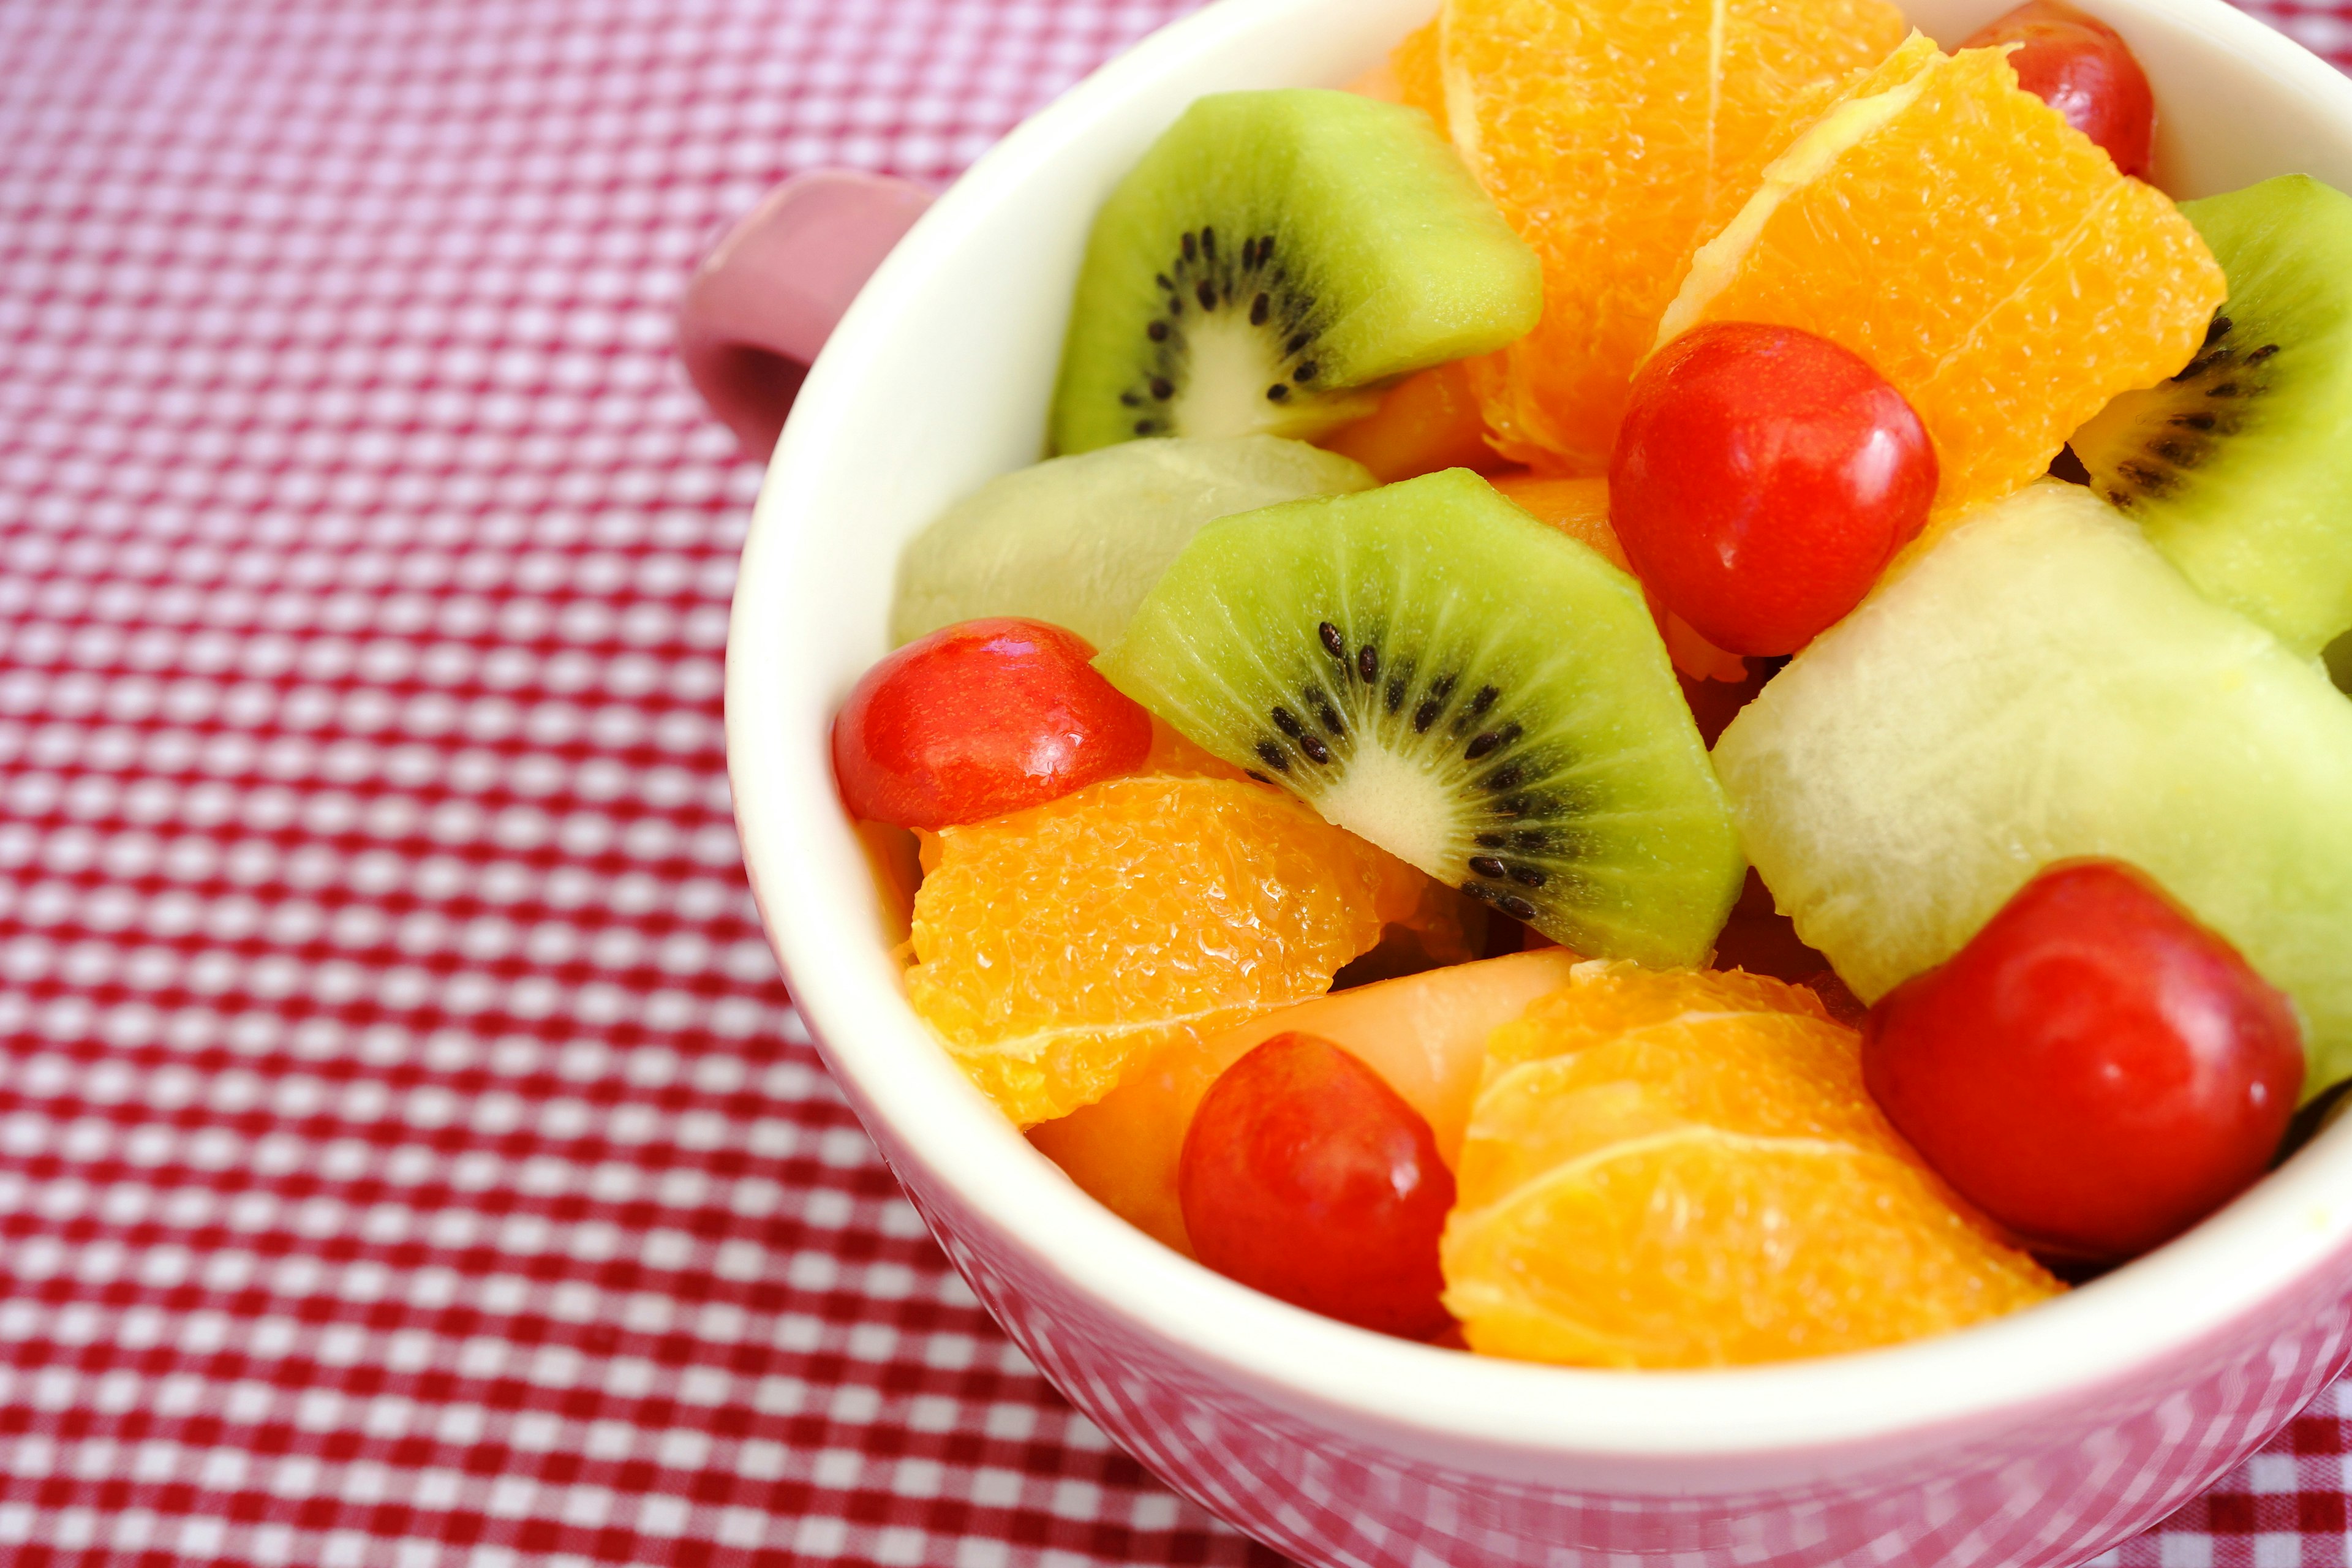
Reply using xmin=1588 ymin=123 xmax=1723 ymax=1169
xmin=891 ymin=436 xmax=1374 ymax=650
xmin=1442 ymin=962 xmax=2060 ymax=1368
xmin=1961 ymin=0 xmax=2155 ymax=179
xmin=1178 ymin=1033 xmax=1457 ymax=1338
xmin=1316 ymin=361 xmax=1501 ymax=483
xmin=1404 ymin=0 xmax=1905 ymax=472
xmin=2071 ymin=176 xmax=2352 ymax=657
xmin=908 ymin=772 xmax=1398 ymax=1126
xmin=1096 ymin=470 xmax=1745 ymax=965
xmin=1330 ymin=873 xmax=1487 ymax=988
xmin=1050 ymin=90 xmax=1541 ymax=454
xmin=854 ymin=821 xmax=924 ymax=951
xmin=1654 ymin=34 xmax=2226 ymax=519
xmin=1713 ymin=480 xmax=2352 ymax=1096
xmin=1610 ymin=322 xmax=1937 ymax=656
xmin=832 ymin=619 xmax=1152 ymax=829
xmin=1865 ymin=859 xmax=2304 ymax=1259
xmin=1488 ymin=475 xmax=1624 ymax=568
xmin=1030 ymin=948 xmax=1584 ymax=1254
xmin=1491 ymin=475 xmax=1751 ymax=683
xmin=1711 ymin=867 xmax=1839 ymax=986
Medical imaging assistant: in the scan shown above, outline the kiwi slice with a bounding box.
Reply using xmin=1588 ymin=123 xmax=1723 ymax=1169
xmin=1094 ymin=470 xmax=1745 ymax=967
xmin=1049 ymin=90 xmax=1541 ymax=456
xmin=2071 ymin=175 xmax=2352 ymax=657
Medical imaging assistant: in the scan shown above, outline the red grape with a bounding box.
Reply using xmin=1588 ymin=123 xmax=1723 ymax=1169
xmin=1863 ymin=859 xmax=2304 ymax=1259
xmin=1178 ymin=1032 xmax=1456 ymax=1338
xmin=831 ymin=617 xmax=1152 ymax=829
xmin=1609 ymin=323 xmax=1937 ymax=657
xmin=1964 ymin=0 xmax=2155 ymax=180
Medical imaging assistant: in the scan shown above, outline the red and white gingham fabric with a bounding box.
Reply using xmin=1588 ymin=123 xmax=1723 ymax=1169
xmin=0 ymin=2 xmax=2344 ymax=1564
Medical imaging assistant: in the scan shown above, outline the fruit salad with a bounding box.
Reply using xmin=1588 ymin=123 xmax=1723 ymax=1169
xmin=825 ymin=0 xmax=2352 ymax=1371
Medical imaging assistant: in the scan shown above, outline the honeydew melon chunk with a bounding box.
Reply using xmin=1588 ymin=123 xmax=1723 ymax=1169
xmin=889 ymin=435 xmax=1374 ymax=650
xmin=1714 ymin=480 xmax=2352 ymax=1096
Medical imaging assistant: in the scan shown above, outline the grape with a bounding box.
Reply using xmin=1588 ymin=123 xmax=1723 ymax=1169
xmin=1178 ymin=1032 xmax=1455 ymax=1338
xmin=831 ymin=617 xmax=1152 ymax=829
xmin=1964 ymin=0 xmax=2156 ymax=181
xmin=1863 ymin=859 xmax=2304 ymax=1259
xmin=1609 ymin=323 xmax=1937 ymax=657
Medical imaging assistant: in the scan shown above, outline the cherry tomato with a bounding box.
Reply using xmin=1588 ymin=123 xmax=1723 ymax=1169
xmin=830 ymin=617 xmax=1152 ymax=829
xmin=1609 ymin=323 xmax=1937 ymax=657
xmin=1964 ymin=0 xmax=2155 ymax=180
xmin=1863 ymin=859 xmax=2304 ymax=1259
xmin=1178 ymin=1031 xmax=1456 ymax=1338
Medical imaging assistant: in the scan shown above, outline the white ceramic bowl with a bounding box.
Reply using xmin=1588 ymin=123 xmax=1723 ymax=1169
xmin=727 ymin=3 xmax=2352 ymax=1561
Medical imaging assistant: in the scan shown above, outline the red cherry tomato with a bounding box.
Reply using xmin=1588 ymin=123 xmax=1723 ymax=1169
xmin=1964 ymin=0 xmax=2156 ymax=180
xmin=1609 ymin=323 xmax=1937 ymax=657
xmin=830 ymin=617 xmax=1153 ymax=829
xmin=1863 ymin=859 xmax=2304 ymax=1260
xmin=1178 ymin=1031 xmax=1456 ymax=1338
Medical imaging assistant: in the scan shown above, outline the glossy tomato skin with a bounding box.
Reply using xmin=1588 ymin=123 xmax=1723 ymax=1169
xmin=1609 ymin=323 xmax=1937 ymax=657
xmin=1863 ymin=859 xmax=2304 ymax=1260
xmin=1178 ymin=1032 xmax=1457 ymax=1339
xmin=830 ymin=617 xmax=1152 ymax=829
xmin=1964 ymin=0 xmax=2155 ymax=179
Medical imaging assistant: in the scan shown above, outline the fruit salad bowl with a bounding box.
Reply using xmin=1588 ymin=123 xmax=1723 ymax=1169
xmin=724 ymin=0 xmax=2352 ymax=1561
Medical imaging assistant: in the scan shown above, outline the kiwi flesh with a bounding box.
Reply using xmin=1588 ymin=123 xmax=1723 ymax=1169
xmin=1049 ymin=90 xmax=1541 ymax=456
xmin=1094 ymin=469 xmax=1745 ymax=967
xmin=2071 ymin=176 xmax=2352 ymax=657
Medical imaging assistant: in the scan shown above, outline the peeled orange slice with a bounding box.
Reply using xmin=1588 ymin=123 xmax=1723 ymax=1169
xmin=907 ymin=771 xmax=1411 ymax=1127
xmin=1442 ymin=962 xmax=2060 ymax=1368
xmin=1404 ymin=0 xmax=1905 ymax=472
xmin=1490 ymin=475 xmax=1747 ymax=681
xmin=1655 ymin=34 xmax=2228 ymax=519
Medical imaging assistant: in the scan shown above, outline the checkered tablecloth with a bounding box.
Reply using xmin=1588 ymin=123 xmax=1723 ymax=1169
xmin=0 ymin=1 xmax=2347 ymax=1564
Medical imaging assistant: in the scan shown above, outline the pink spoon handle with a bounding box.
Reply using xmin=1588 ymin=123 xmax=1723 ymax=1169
xmin=677 ymin=170 xmax=935 ymax=461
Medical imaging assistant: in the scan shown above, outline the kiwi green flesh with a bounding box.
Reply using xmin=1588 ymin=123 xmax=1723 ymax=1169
xmin=1049 ymin=89 xmax=1542 ymax=456
xmin=1094 ymin=469 xmax=1745 ymax=968
xmin=2071 ymin=176 xmax=2352 ymax=657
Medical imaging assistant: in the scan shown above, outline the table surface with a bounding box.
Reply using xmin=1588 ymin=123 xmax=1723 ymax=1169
xmin=2 ymin=2 xmax=2350 ymax=1564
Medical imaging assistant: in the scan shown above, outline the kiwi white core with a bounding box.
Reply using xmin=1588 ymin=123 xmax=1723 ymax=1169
xmin=1309 ymin=742 xmax=1464 ymax=875
xmin=1170 ymin=314 xmax=1376 ymax=440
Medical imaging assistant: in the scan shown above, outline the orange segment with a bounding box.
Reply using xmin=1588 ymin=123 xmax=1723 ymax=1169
xmin=1488 ymin=475 xmax=1749 ymax=682
xmin=907 ymin=773 xmax=1398 ymax=1127
xmin=1442 ymin=962 xmax=2060 ymax=1367
xmin=1656 ymin=36 xmax=2228 ymax=518
xmin=1417 ymin=0 xmax=1905 ymax=472
xmin=1392 ymin=15 xmax=1445 ymax=123
xmin=1488 ymin=476 xmax=1624 ymax=569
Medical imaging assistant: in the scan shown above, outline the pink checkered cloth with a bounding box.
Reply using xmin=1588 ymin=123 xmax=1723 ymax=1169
xmin=0 ymin=1 xmax=2344 ymax=1564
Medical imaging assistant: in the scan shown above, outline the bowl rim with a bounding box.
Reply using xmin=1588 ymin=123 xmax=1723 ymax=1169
xmin=728 ymin=0 xmax=2352 ymax=1465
